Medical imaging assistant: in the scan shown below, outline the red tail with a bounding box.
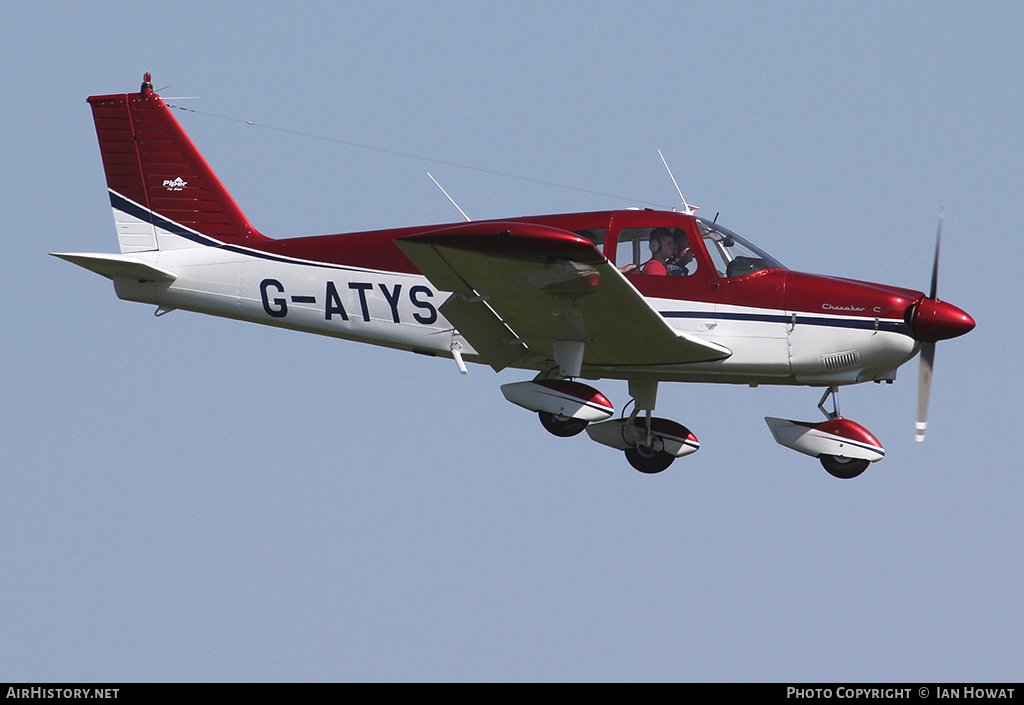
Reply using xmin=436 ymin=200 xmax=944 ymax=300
xmin=87 ymin=73 xmax=266 ymax=246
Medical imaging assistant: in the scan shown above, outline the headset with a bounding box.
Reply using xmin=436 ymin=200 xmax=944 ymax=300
xmin=648 ymin=227 xmax=676 ymax=254
xmin=647 ymin=227 xmax=679 ymax=255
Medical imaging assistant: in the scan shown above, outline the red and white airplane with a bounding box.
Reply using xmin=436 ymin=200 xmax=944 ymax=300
xmin=55 ymin=74 xmax=975 ymax=477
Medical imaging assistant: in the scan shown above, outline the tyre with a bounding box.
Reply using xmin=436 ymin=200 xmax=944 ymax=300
xmin=625 ymin=447 xmax=675 ymax=474
xmin=819 ymin=454 xmax=869 ymax=479
xmin=538 ymin=411 xmax=589 ymax=438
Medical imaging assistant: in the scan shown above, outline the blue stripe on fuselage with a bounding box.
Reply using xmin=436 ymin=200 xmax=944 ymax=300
xmin=659 ymin=309 xmax=912 ymax=337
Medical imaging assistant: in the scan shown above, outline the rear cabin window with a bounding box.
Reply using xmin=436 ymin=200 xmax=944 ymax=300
xmin=573 ymin=228 xmax=605 ymax=248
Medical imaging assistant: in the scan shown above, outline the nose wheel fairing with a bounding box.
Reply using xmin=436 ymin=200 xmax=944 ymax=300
xmin=765 ymin=416 xmax=885 ymax=465
xmin=765 ymin=386 xmax=885 ymax=479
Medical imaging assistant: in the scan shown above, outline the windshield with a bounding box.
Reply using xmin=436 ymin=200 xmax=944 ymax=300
xmin=695 ymin=218 xmax=784 ymax=278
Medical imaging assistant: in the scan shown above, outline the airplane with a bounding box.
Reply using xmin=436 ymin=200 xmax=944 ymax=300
xmin=54 ymin=74 xmax=975 ymax=478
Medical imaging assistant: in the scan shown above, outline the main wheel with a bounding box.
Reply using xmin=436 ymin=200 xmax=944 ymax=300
xmin=538 ymin=411 xmax=589 ymax=438
xmin=625 ymin=447 xmax=675 ymax=474
xmin=819 ymin=454 xmax=870 ymax=479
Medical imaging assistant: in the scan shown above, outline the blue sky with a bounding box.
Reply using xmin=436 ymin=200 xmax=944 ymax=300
xmin=2 ymin=1 xmax=1021 ymax=681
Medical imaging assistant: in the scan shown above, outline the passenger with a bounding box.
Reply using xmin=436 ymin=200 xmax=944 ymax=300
xmin=666 ymin=229 xmax=695 ymax=276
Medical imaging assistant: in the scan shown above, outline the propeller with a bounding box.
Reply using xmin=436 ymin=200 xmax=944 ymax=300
xmin=916 ymin=340 xmax=936 ymax=441
xmin=915 ymin=210 xmax=942 ymax=442
xmin=907 ymin=208 xmax=974 ymax=442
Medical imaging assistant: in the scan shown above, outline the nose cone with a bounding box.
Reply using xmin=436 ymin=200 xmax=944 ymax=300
xmin=909 ymin=298 xmax=976 ymax=342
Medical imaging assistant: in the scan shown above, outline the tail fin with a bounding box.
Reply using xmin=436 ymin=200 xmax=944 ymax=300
xmin=87 ymin=73 xmax=267 ymax=252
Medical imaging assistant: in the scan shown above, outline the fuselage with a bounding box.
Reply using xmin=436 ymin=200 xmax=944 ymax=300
xmin=110 ymin=202 xmax=927 ymax=388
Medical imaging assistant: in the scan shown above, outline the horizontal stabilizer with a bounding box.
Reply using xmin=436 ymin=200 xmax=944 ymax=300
xmin=50 ymin=252 xmax=177 ymax=282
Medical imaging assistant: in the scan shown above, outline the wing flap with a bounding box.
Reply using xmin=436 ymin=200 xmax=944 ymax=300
xmin=396 ymin=223 xmax=731 ymax=370
xmin=440 ymin=296 xmax=529 ymax=372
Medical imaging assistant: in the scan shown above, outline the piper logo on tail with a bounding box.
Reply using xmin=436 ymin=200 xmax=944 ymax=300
xmin=162 ymin=177 xmax=187 ymax=191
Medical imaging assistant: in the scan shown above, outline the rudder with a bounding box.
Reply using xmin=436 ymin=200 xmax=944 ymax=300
xmin=88 ymin=73 xmax=267 ymax=252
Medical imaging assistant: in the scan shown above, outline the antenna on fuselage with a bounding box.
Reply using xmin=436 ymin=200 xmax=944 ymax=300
xmin=657 ymin=149 xmax=698 ymax=216
xmin=427 ymin=172 xmax=471 ymax=222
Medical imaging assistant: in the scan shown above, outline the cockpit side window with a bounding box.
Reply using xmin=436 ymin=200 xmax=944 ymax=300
xmin=695 ymin=218 xmax=783 ymax=278
xmin=614 ymin=227 xmax=698 ymax=277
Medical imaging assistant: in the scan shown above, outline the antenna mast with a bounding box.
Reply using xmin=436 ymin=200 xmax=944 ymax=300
xmin=427 ymin=172 xmax=471 ymax=222
xmin=658 ymin=150 xmax=698 ymax=215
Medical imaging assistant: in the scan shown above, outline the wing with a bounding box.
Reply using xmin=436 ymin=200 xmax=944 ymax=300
xmin=395 ymin=222 xmax=731 ymax=372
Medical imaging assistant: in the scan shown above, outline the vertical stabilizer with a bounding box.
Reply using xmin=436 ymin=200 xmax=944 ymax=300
xmin=87 ymin=73 xmax=267 ymax=252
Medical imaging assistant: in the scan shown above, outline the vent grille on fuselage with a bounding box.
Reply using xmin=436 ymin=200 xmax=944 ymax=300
xmin=820 ymin=349 xmax=861 ymax=371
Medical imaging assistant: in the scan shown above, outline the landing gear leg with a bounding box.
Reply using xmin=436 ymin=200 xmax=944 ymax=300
xmin=622 ymin=380 xmax=675 ymax=474
xmin=818 ymin=385 xmax=840 ymax=420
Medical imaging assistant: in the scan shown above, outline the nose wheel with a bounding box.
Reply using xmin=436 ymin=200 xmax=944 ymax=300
xmin=819 ymin=454 xmax=870 ymax=479
xmin=765 ymin=386 xmax=885 ymax=479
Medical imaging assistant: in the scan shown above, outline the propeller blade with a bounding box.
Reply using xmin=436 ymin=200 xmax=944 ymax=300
xmin=915 ymin=341 xmax=936 ymax=442
xmin=929 ymin=208 xmax=943 ymax=300
xmin=916 ymin=208 xmax=945 ymax=441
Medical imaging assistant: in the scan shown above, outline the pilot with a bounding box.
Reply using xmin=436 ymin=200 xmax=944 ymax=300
xmin=642 ymin=228 xmax=675 ymax=275
xmin=643 ymin=228 xmax=693 ymax=276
